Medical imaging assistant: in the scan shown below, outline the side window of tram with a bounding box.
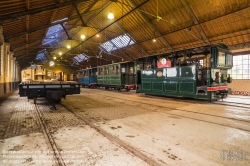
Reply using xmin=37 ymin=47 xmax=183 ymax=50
xmin=104 ymin=67 xmax=109 ymax=75
xmin=115 ymin=66 xmax=119 ymax=75
xmin=111 ymin=66 xmax=115 ymax=75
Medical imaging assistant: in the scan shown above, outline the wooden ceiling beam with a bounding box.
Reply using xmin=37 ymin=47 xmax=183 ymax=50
xmin=5 ymin=8 xmax=103 ymax=41
xmin=181 ymin=0 xmax=210 ymax=45
xmin=26 ymin=0 xmax=30 ymax=11
xmin=129 ymin=0 xmax=173 ymax=52
xmin=71 ymin=0 xmax=86 ymax=26
xmin=0 ymin=0 xmax=95 ymax=23
xmin=26 ymin=15 xmax=29 ymax=44
xmin=12 ymin=38 xmax=42 ymax=49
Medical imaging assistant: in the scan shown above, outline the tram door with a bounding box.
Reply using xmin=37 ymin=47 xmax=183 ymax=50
xmin=136 ymin=70 xmax=141 ymax=89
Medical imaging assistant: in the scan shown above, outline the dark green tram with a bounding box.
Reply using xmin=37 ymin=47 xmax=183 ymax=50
xmin=136 ymin=43 xmax=233 ymax=100
xmin=97 ymin=61 xmax=136 ymax=91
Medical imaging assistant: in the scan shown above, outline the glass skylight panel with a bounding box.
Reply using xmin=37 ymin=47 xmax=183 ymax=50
xmin=36 ymin=50 xmax=46 ymax=60
xmin=73 ymin=53 xmax=89 ymax=62
xmin=42 ymin=24 xmax=63 ymax=45
xmin=101 ymin=33 xmax=135 ymax=52
xmin=102 ymin=41 xmax=115 ymax=52
xmin=42 ymin=17 xmax=68 ymax=45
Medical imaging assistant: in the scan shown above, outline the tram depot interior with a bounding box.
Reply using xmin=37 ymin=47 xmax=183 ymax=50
xmin=0 ymin=0 xmax=250 ymax=165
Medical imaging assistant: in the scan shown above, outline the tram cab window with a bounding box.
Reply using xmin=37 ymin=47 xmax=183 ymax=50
xmin=99 ymin=68 xmax=103 ymax=75
xmin=136 ymin=64 xmax=142 ymax=70
xmin=199 ymin=59 xmax=204 ymax=66
xmin=84 ymin=71 xmax=88 ymax=76
xmin=129 ymin=67 xmax=134 ymax=74
xmin=77 ymin=72 xmax=82 ymax=77
xmin=121 ymin=67 xmax=125 ymax=73
xmin=92 ymin=69 xmax=96 ymax=76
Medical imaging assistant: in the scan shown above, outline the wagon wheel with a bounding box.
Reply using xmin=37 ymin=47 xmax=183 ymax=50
xmin=126 ymin=88 xmax=130 ymax=92
xmin=117 ymin=88 xmax=121 ymax=92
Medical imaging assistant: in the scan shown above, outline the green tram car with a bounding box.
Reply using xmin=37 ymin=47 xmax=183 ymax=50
xmin=97 ymin=61 xmax=136 ymax=91
xmin=136 ymin=43 xmax=233 ymax=100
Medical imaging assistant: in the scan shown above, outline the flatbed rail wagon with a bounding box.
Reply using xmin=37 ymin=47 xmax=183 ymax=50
xmin=19 ymin=82 xmax=81 ymax=104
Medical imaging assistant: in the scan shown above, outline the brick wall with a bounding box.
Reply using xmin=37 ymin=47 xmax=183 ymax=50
xmin=228 ymin=80 xmax=250 ymax=96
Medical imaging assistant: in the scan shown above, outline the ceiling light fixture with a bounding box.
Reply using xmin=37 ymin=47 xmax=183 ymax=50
xmin=81 ymin=34 xmax=86 ymax=39
xmin=107 ymin=11 xmax=114 ymax=19
xmin=59 ymin=52 xmax=62 ymax=56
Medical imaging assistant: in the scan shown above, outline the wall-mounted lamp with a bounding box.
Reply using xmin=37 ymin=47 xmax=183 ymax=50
xmin=49 ymin=61 xmax=54 ymax=66
xmin=108 ymin=11 xmax=114 ymax=19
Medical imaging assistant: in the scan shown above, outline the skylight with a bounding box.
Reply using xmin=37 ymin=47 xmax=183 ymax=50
xmin=100 ymin=33 xmax=135 ymax=52
xmin=42 ymin=24 xmax=63 ymax=45
xmin=36 ymin=49 xmax=47 ymax=61
xmin=36 ymin=18 xmax=68 ymax=62
xmin=42 ymin=17 xmax=68 ymax=45
xmin=73 ymin=53 xmax=89 ymax=62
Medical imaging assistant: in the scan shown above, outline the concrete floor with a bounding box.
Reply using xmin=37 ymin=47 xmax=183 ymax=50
xmin=0 ymin=89 xmax=249 ymax=166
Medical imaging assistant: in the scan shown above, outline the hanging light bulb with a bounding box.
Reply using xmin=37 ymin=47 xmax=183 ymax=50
xmin=81 ymin=34 xmax=85 ymax=40
xmin=153 ymin=38 xmax=157 ymax=42
xmin=96 ymin=34 xmax=100 ymax=37
xmin=66 ymin=38 xmax=72 ymax=49
xmin=59 ymin=52 xmax=62 ymax=56
xmin=108 ymin=11 xmax=114 ymax=19
xmin=53 ymin=57 xmax=57 ymax=60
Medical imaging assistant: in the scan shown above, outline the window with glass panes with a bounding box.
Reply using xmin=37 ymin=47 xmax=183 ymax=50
xmin=230 ymin=54 xmax=250 ymax=79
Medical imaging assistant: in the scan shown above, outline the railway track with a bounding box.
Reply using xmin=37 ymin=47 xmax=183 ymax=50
xmin=31 ymin=90 xmax=250 ymax=165
xmin=59 ymin=103 xmax=161 ymax=166
xmin=34 ymin=104 xmax=66 ymax=166
xmin=89 ymin=90 xmax=250 ymax=132
xmin=92 ymin=88 xmax=250 ymax=108
xmin=33 ymin=100 xmax=161 ymax=166
xmin=213 ymin=101 xmax=250 ymax=109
